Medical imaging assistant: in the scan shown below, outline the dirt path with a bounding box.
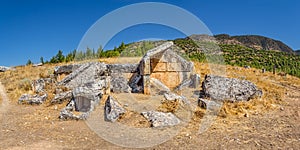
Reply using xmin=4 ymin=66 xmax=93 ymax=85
xmin=0 ymin=82 xmax=10 ymax=119
xmin=0 ymin=81 xmax=299 ymax=149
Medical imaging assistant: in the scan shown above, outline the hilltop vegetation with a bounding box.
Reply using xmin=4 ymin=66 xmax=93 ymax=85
xmin=174 ymin=38 xmax=300 ymax=77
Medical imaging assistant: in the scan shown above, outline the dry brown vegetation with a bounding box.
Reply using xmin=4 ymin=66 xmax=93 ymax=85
xmin=1 ymin=58 xmax=299 ymax=149
xmin=0 ymin=59 xmax=298 ymax=121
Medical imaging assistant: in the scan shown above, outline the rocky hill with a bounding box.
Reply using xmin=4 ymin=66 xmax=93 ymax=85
xmin=295 ymin=50 xmax=300 ymax=55
xmin=205 ymin=34 xmax=294 ymax=53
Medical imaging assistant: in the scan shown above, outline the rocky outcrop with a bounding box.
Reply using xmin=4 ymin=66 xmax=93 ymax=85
xmin=0 ymin=66 xmax=10 ymax=72
xmin=104 ymin=96 xmax=126 ymax=122
xmin=141 ymin=111 xmax=181 ymax=127
xmin=201 ymin=75 xmax=262 ymax=102
xmin=18 ymin=93 xmax=48 ymax=105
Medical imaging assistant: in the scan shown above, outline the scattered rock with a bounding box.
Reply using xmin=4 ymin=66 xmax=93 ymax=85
xmin=163 ymin=92 xmax=189 ymax=104
xmin=141 ymin=111 xmax=181 ymax=127
xmin=0 ymin=66 xmax=10 ymax=72
xmin=18 ymin=93 xmax=48 ymax=105
xmin=32 ymin=63 xmax=43 ymax=67
xmin=201 ymin=75 xmax=262 ymax=102
xmin=198 ymin=98 xmax=222 ymax=115
xmin=244 ymin=66 xmax=251 ymax=69
xmin=31 ymin=79 xmax=45 ymax=93
xmin=104 ymin=96 xmax=126 ymax=122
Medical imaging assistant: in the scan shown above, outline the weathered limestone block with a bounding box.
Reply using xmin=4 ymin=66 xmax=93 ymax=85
xmin=174 ymin=74 xmax=201 ymax=91
xmin=110 ymin=74 xmax=131 ymax=93
xmin=73 ymin=86 xmax=101 ymax=112
xmin=189 ymin=74 xmax=201 ymax=88
xmin=31 ymin=79 xmax=45 ymax=93
xmin=141 ymin=111 xmax=181 ymax=128
xmin=128 ymin=73 xmax=143 ymax=93
xmin=51 ymin=91 xmax=72 ymax=104
xmin=58 ymin=62 xmax=107 ymax=88
xmin=164 ymin=92 xmax=189 ymax=105
xmin=18 ymin=93 xmax=48 ymax=105
xmin=54 ymin=64 xmax=81 ymax=75
xmin=104 ymin=96 xmax=126 ymax=122
xmin=201 ymin=75 xmax=263 ymax=102
xmin=149 ymin=78 xmax=170 ymax=94
xmin=59 ymin=86 xmax=102 ymax=120
xmin=107 ymin=64 xmax=139 ymax=74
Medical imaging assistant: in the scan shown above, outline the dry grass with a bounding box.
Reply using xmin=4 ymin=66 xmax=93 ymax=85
xmin=1 ymin=58 xmax=299 ymax=121
xmin=193 ymin=61 xmax=300 ymax=118
xmin=157 ymin=100 xmax=180 ymax=113
xmin=118 ymin=111 xmax=151 ymax=128
xmin=0 ymin=64 xmax=54 ymax=103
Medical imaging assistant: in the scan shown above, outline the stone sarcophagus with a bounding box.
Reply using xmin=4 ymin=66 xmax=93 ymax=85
xmin=139 ymin=42 xmax=194 ymax=94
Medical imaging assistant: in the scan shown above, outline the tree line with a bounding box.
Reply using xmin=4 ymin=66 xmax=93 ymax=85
xmin=26 ymin=42 xmax=126 ymax=65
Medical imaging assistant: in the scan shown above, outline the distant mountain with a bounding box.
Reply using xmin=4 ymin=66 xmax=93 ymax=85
xmin=295 ymin=50 xmax=300 ymax=55
xmin=214 ymin=34 xmax=294 ymax=53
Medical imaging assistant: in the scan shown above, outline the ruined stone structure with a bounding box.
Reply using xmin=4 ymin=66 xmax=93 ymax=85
xmin=18 ymin=42 xmax=262 ymax=126
xmin=139 ymin=42 xmax=194 ymax=94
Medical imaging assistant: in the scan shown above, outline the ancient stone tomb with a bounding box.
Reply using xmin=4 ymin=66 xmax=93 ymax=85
xmin=133 ymin=41 xmax=196 ymax=94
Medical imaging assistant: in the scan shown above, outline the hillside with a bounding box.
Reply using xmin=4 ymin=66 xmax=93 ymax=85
xmin=28 ymin=34 xmax=300 ymax=78
xmin=295 ymin=50 xmax=300 ymax=55
xmin=214 ymin=34 xmax=294 ymax=53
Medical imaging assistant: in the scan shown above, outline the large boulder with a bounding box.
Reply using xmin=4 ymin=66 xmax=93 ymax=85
xmin=104 ymin=96 xmax=126 ymax=122
xmin=58 ymin=62 xmax=108 ymax=89
xmin=201 ymin=75 xmax=262 ymax=102
xmin=141 ymin=111 xmax=181 ymax=128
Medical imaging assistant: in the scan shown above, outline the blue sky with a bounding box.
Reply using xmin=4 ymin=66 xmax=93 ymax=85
xmin=0 ymin=0 xmax=299 ymax=66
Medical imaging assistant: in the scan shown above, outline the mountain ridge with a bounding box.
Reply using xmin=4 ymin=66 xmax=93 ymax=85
xmin=190 ymin=34 xmax=295 ymax=53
